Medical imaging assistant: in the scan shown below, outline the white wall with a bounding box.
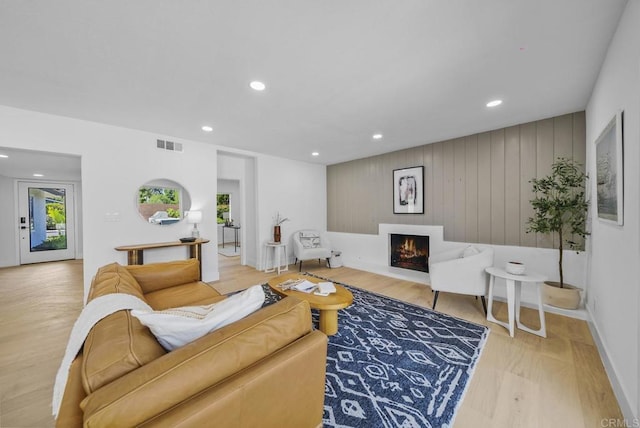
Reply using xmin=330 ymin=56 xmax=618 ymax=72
xmin=0 ymin=105 xmax=327 ymax=298
xmin=0 ymin=174 xmax=16 ymax=266
xmin=0 ymin=105 xmax=220 ymax=296
xmin=585 ymin=0 xmax=640 ymax=421
xmin=255 ymin=154 xmax=327 ymax=270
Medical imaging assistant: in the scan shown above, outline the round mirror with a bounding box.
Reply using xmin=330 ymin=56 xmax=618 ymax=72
xmin=136 ymin=179 xmax=192 ymax=226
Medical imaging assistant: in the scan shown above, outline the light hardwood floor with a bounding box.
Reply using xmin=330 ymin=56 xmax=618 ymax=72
xmin=0 ymin=257 xmax=623 ymax=427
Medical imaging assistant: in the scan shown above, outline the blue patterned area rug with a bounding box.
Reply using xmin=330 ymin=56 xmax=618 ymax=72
xmin=263 ymin=277 xmax=489 ymax=428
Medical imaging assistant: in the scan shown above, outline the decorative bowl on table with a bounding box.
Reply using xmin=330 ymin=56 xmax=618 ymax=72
xmin=505 ymin=261 xmax=525 ymax=275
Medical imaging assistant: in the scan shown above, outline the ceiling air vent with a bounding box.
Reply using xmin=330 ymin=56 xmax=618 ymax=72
xmin=156 ymin=139 xmax=183 ymax=153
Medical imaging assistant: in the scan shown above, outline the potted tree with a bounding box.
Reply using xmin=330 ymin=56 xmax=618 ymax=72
xmin=526 ymin=157 xmax=589 ymax=309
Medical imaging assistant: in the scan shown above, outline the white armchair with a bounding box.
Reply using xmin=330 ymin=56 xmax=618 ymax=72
xmin=428 ymin=245 xmax=494 ymax=314
xmin=292 ymin=230 xmax=332 ymax=272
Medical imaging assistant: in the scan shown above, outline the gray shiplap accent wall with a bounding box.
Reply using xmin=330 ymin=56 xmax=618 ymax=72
xmin=327 ymin=112 xmax=586 ymax=249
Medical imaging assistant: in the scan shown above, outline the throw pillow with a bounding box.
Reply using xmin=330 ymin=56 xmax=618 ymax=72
xmin=131 ymin=285 xmax=265 ymax=351
xmin=300 ymin=236 xmax=320 ymax=249
xmin=300 ymin=232 xmax=320 ymax=249
xmin=462 ymin=245 xmax=480 ymax=258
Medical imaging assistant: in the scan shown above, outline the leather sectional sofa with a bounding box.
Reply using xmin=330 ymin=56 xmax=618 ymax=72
xmin=57 ymin=259 xmax=328 ymax=427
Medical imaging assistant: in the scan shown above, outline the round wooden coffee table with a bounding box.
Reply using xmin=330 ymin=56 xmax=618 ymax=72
xmin=267 ymin=273 xmax=353 ymax=336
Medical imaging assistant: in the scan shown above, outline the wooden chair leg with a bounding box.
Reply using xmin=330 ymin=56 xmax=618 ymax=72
xmin=298 ymin=260 xmax=303 ymax=272
xmin=432 ymin=291 xmax=440 ymax=310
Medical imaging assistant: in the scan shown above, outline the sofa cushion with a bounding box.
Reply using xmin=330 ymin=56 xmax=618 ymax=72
xmin=125 ymin=259 xmax=201 ymax=293
xmin=144 ymin=281 xmax=225 ymax=310
xmin=87 ymin=263 xmax=144 ymax=301
xmin=82 ymin=310 xmax=167 ymax=394
xmin=80 ymin=297 xmax=314 ymax=426
xmin=80 ymin=262 xmax=224 ymax=393
xmin=81 ymin=263 xmax=166 ymax=394
xmin=55 ymin=354 xmax=86 ymax=427
xmin=131 ymin=285 xmax=265 ymax=351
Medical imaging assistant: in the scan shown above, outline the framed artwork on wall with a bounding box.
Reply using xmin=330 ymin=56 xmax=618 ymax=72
xmin=393 ymin=166 xmax=424 ymax=214
xmin=594 ymin=110 xmax=624 ymax=225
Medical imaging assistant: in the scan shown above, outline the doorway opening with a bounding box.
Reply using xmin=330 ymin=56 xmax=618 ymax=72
xmin=216 ymin=151 xmax=257 ymax=270
xmin=217 ymin=183 xmax=240 ymax=259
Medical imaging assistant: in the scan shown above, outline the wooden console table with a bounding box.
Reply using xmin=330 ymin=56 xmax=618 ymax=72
xmin=115 ymin=239 xmax=210 ymax=279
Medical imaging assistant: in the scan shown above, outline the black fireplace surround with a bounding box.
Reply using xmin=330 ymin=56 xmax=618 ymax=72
xmin=390 ymin=233 xmax=430 ymax=273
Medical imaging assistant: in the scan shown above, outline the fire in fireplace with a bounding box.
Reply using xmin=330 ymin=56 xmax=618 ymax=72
xmin=390 ymin=233 xmax=430 ymax=273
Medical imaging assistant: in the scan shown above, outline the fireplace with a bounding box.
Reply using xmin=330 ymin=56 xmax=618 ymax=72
xmin=390 ymin=233 xmax=429 ymax=273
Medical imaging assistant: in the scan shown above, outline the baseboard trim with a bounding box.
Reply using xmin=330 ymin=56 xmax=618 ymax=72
xmin=586 ymin=306 xmax=637 ymax=423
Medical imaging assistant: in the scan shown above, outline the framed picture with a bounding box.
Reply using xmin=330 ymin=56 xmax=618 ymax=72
xmin=595 ymin=110 xmax=623 ymax=225
xmin=393 ymin=166 xmax=424 ymax=214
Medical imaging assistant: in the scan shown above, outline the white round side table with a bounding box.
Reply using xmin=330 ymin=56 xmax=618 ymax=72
xmin=485 ymin=266 xmax=547 ymax=338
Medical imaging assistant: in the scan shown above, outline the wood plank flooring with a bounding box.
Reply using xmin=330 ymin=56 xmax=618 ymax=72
xmin=0 ymin=257 xmax=623 ymax=427
xmin=0 ymin=260 xmax=84 ymax=428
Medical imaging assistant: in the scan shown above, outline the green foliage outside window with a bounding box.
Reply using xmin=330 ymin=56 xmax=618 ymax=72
xmin=46 ymin=202 xmax=66 ymax=230
xmin=138 ymin=187 xmax=180 ymax=218
xmin=217 ymin=194 xmax=229 ymax=224
xmin=166 ymin=208 xmax=180 ymax=218
xmin=33 ymin=235 xmax=67 ymax=250
xmin=139 ymin=187 xmax=179 ymax=204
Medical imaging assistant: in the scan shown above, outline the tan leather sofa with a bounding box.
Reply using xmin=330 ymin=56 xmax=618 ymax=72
xmin=57 ymin=259 xmax=328 ymax=427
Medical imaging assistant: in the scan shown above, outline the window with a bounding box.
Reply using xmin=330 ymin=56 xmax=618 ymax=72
xmin=217 ymin=193 xmax=230 ymax=224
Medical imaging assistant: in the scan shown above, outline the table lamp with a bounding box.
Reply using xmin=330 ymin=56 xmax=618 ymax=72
xmin=187 ymin=210 xmax=202 ymax=238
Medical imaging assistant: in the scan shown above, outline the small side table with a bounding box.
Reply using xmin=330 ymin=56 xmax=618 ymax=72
xmin=485 ymin=266 xmax=547 ymax=338
xmin=222 ymin=225 xmax=241 ymax=251
xmin=263 ymin=242 xmax=289 ymax=275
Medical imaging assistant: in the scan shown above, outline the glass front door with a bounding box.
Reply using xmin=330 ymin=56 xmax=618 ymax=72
xmin=19 ymin=182 xmax=75 ymax=264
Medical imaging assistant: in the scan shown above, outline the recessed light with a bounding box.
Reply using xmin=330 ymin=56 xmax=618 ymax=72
xmin=33 ymin=173 xmax=44 ymax=177
xmin=372 ymin=133 xmax=383 ymax=140
xmin=0 ymin=154 xmax=8 ymax=158
xmin=311 ymin=152 xmax=319 ymax=156
xmin=249 ymin=81 xmax=266 ymax=91
xmin=201 ymin=125 xmax=213 ymax=132
xmin=486 ymin=100 xmax=502 ymax=107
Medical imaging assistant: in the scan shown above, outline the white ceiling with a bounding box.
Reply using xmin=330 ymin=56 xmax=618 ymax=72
xmin=0 ymin=147 xmax=81 ymax=181
xmin=0 ymin=1 xmax=628 ymax=169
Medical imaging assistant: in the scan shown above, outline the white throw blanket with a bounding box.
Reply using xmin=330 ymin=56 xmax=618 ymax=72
xmin=52 ymin=293 xmax=152 ymax=418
